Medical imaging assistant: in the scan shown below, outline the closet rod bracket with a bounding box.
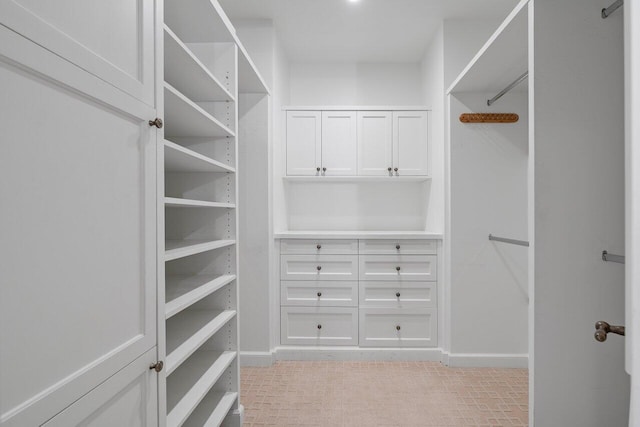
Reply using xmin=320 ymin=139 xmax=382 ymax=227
xmin=601 ymin=0 xmax=623 ymax=18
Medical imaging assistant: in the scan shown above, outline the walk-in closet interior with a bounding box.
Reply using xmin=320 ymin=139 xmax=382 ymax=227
xmin=1 ymin=0 xmax=637 ymax=426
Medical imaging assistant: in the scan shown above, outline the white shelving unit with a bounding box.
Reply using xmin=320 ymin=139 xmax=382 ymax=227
xmin=161 ymin=0 xmax=269 ymax=425
xmin=447 ymin=0 xmax=528 ymax=95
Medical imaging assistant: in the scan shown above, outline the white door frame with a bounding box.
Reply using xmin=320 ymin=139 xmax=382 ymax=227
xmin=625 ymin=0 xmax=640 ymax=425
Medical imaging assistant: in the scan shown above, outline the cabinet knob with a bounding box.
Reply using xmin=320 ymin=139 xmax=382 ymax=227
xmin=317 ymin=244 xmax=322 ymax=250
xmin=396 ymin=244 xmax=401 ymax=250
xmin=317 ymin=266 xmax=322 ymax=271
xmin=396 ymin=266 xmax=401 ymax=272
xmin=388 ymin=167 xmax=392 ymax=172
xmin=317 ymin=292 xmax=322 ymax=297
xmin=394 ymin=167 xmax=398 ymax=172
xmin=148 ymin=118 xmax=163 ymax=129
xmin=396 ymin=325 xmax=401 ymax=331
xmin=322 ymin=167 xmax=327 ymax=172
xmin=396 ymin=292 xmax=401 ymax=298
xmin=317 ymin=167 xmax=321 ymax=172
xmin=317 ymin=324 xmax=322 ymax=329
xmin=150 ymin=361 xmax=164 ymax=372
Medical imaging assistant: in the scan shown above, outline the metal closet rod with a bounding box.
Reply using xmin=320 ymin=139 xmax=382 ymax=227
xmin=602 ymin=0 xmax=623 ymax=18
xmin=602 ymin=250 xmax=625 ymax=264
xmin=489 ymin=234 xmax=530 ymax=247
xmin=487 ymin=72 xmax=528 ymax=107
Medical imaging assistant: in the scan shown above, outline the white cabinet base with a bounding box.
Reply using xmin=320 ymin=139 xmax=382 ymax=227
xmin=280 ymin=307 xmax=358 ymax=346
xmin=359 ymin=308 xmax=437 ymax=348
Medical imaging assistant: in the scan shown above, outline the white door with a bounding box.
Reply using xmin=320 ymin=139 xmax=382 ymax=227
xmin=321 ymin=111 xmax=357 ymax=176
xmin=0 ymin=0 xmax=156 ymax=106
xmin=286 ymin=111 xmax=322 ymax=176
xmin=626 ymin=0 xmax=640 ymax=424
xmin=0 ymin=8 xmax=158 ymax=427
xmin=393 ymin=111 xmax=429 ymax=176
xmin=357 ymin=111 xmax=393 ymax=176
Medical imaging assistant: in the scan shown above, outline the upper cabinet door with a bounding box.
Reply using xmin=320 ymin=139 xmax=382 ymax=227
xmin=357 ymin=112 xmax=393 ymax=176
xmin=393 ymin=111 xmax=429 ymax=176
xmin=0 ymin=0 xmax=155 ymax=106
xmin=287 ymin=111 xmax=322 ymax=176
xmin=321 ymin=111 xmax=357 ymax=176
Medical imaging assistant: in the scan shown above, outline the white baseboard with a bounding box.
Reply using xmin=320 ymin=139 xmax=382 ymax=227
xmin=275 ymin=346 xmax=443 ymax=361
xmin=239 ymin=351 xmax=275 ymax=366
xmin=240 ymin=348 xmax=529 ymax=369
xmin=443 ymin=352 xmax=529 ymax=368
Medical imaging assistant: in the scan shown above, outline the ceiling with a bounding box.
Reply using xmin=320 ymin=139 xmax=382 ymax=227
xmin=219 ymin=0 xmax=519 ymax=62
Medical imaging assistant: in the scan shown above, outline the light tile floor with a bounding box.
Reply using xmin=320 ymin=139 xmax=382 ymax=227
xmin=240 ymin=361 xmax=528 ymax=427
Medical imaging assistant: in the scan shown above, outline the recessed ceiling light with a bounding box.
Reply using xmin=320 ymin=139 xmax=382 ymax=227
xmin=348 ymin=0 xmax=360 ymax=3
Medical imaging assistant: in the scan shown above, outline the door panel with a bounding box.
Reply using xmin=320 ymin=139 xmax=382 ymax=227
xmin=357 ymin=111 xmax=393 ymax=176
xmin=393 ymin=111 xmax=428 ymax=176
xmin=42 ymin=348 xmax=158 ymax=427
xmin=0 ymin=26 xmax=157 ymax=426
xmin=0 ymin=0 xmax=155 ymax=105
xmin=286 ymin=111 xmax=321 ymax=176
xmin=321 ymin=111 xmax=357 ymax=176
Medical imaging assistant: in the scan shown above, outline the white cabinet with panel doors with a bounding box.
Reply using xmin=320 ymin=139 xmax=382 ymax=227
xmin=0 ymin=0 xmax=269 ymax=426
xmin=279 ymin=237 xmax=438 ymax=349
xmin=286 ymin=108 xmax=429 ymax=178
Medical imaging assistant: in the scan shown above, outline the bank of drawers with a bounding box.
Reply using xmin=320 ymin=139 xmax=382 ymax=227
xmin=280 ymin=239 xmax=438 ymax=347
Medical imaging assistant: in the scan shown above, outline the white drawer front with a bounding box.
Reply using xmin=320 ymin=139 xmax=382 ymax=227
xmin=281 ymin=307 xmax=358 ymax=346
xmin=281 ymin=239 xmax=358 ymax=255
xmin=359 ymin=255 xmax=437 ymax=281
xmin=281 ymin=281 xmax=358 ymax=307
xmin=281 ymin=255 xmax=358 ymax=281
xmin=359 ymin=308 xmax=437 ymax=347
xmin=359 ymin=282 xmax=436 ymax=308
xmin=358 ymin=240 xmax=437 ymax=255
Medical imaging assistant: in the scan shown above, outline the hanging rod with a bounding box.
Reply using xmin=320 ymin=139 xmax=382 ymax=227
xmin=602 ymin=0 xmax=623 ymax=18
xmin=489 ymin=234 xmax=530 ymax=247
xmin=487 ymin=72 xmax=528 ymax=107
xmin=602 ymin=250 xmax=625 ymax=264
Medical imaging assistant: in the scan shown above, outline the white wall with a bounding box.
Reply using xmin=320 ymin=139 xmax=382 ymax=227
xmin=233 ymin=20 xmax=290 ymax=358
xmin=532 ymin=0 xmax=628 ymax=425
xmin=422 ymin=27 xmax=445 ymax=235
xmin=427 ymin=18 xmax=521 ymax=360
xmin=449 ymin=92 xmax=529 ymax=356
xmin=289 ymin=62 xmax=424 ymax=106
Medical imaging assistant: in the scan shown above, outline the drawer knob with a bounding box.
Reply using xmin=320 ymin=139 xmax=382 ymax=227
xmin=149 ymin=361 xmax=164 ymax=372
xmin=317 ymin=266 xmax=322 ymax=271
xmin=317 ymin=324 xmax=322 ymax=329
xmin=396 ymin=244 xmax=401 ymax=250
xmin=396 ymin=325 xmax=401 ymax=331
xmin=317 ymin=292 xmax=322 ymax=297
xmin=317 ymin=244 xmax=322 ymax=250
xmin=396 ymin=292 xmax=401 ymax=298
xmin=148 ymin=118 xmax=163 ymax=129
xmin=396 ymin=266 xmax=401 ymax=272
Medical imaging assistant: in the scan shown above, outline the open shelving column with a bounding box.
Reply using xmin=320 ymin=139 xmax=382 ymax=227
xmin=160 ymin=0 xmax=269 ymax=426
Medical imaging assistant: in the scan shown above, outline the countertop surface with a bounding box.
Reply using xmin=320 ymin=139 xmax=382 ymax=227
xmin=274 ymin=231 xmax=443 ymax=240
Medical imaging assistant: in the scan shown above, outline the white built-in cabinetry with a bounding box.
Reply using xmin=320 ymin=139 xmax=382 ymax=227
xmin=286 ymin=108 xmax=429 ymax=178
xmin=279 ymin=237 xmax=438 ymax=349
xmin=0 ymin=0 xmax=268 ymax=426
